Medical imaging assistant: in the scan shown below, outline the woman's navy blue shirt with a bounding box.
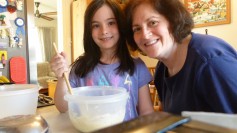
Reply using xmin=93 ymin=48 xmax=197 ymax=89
xmin=154 ymin=33 xmax=237 ymax=115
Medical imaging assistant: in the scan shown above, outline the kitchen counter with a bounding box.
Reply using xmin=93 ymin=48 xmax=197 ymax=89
xmin=37 ymin=105 xmax=237 ymax=133
xmin=36 ymin=105 xmax=78 ymax=133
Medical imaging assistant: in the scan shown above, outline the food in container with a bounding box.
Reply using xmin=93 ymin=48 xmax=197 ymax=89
xmin=64 ymin=86 xmax=129 ymax=132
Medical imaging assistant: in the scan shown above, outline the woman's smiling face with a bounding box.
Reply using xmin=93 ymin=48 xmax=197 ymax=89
xmin=132 ymin=3 xmax=175 ymax=59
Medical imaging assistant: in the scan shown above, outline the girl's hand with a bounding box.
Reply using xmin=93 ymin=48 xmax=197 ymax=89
xmin=50 ymin=51 xmax=69 ymax=78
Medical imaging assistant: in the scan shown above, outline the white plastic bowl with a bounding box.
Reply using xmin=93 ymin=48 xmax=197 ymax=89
xmin=0 ymin=84 xmax=39 ymax=119
xmin=64 ymin=86 xmax=129 ymax=132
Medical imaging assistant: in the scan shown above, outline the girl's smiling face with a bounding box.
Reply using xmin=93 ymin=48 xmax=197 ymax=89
xmin=91 ymin=4 xmax=119 ymax=53
xmin=132 ymin=3 xmax=175 ymax=60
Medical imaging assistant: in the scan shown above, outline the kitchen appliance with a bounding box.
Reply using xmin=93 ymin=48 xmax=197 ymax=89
xmin=64 ymin=86 xmax=129 ymax=132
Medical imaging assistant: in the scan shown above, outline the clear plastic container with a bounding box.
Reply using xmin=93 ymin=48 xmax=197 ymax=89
xmin=64 ymin=86 xmax=129 ymax=132
xmin=0 ymin=84 xmax=39 ymax=119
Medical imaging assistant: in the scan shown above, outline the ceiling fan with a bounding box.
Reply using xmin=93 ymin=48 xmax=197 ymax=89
xmin=34 ymin=2 xmax=57 ymax=21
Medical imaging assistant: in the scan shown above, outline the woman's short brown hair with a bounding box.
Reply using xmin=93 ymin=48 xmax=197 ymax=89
xmin=125 ymin=0 xmax=194 ymax=51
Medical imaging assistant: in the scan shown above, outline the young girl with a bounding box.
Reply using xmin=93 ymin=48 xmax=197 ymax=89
xmin=50 ymin=0 xmax=154 ymax=121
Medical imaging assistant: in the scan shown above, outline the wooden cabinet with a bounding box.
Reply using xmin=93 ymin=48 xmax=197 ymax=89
xmin=71 ymin=0 xmax=88 ymax=61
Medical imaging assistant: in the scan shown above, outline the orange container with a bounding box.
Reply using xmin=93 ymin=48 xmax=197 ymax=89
xmin=47 ymin=79 xmax=57 ymax=99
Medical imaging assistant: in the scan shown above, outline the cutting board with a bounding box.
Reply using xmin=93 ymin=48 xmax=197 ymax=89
xmin=9 ymin=56 xmax=27 ymax=84
xmin=93 ymin=111 xmax=237 ymax=133
xmin=94 ymin=112 xmax=190 ymax=133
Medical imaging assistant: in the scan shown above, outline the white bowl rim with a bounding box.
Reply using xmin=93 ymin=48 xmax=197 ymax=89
xmin=64 ymin=86 xmax=129 ymax=103
xmin=0 ymin=84 xmax=39 ymax=96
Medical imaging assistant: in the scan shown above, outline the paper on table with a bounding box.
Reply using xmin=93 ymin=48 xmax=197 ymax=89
xmin=182 ymin=111 xmax=237 ymax=130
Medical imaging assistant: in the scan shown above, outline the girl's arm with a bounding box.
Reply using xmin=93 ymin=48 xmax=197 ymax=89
xmin=50 ymin=51 xmax=70 ymax=113
xmin=54 ymin=77 xmax=68 ymax=113
xmin=138 ymin=84 xmax=154 ymax=115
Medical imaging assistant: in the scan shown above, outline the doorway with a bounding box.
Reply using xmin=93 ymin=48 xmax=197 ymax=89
xmin=26 ymin=0 xmax=72 ymax=84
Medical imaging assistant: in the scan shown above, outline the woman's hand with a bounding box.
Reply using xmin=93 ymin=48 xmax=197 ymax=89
xmin=50 ymin=51 xmax=69 ymax=78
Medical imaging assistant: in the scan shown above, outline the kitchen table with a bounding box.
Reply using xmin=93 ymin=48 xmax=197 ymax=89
xmin=36 ymin=105 xmax=78 ymax=133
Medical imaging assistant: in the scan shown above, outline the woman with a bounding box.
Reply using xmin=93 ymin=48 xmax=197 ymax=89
xmin=50 ymin=0 xmax=154 ymax=121
xmin=125 ymin=0 xmax=237 ymax=115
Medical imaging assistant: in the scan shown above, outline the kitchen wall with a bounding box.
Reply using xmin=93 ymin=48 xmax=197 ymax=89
xmin=142 ymin=0 xmax=237 ymax=67
xmin=192 ymin=0 xmax=236 ymax=49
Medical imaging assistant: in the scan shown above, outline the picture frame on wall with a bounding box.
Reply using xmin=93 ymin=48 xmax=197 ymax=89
xmin=184 ymin=0 xmax=231 ymax=28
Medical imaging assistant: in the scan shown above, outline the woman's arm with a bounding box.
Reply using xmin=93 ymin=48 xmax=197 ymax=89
xmin=197 ymin=55 xmax=237 ymax=113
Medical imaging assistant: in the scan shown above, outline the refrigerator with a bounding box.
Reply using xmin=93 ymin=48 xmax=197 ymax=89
xmin=0 ymin=0 xmax=37 ymax=84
